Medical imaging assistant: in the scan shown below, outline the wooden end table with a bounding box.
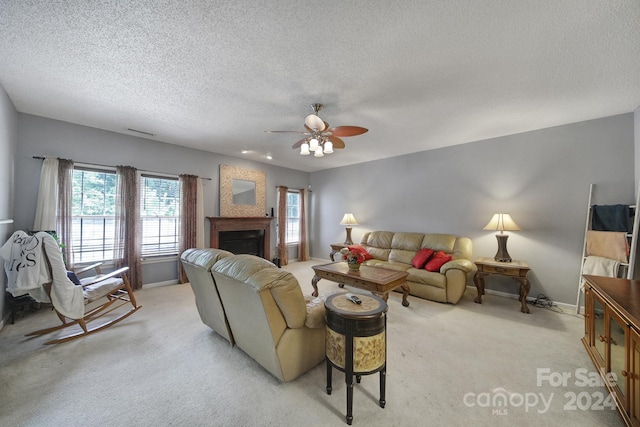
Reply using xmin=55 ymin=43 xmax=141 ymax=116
xmin=312 ymin=262 xmax=410 ymax=307
xmin=330 ymin=243 xmax=348 ymax=261
xmin=474 ymin=257 xmax=531 ymax=313
xmin=325 ymin=292 xmax=388 ymax=425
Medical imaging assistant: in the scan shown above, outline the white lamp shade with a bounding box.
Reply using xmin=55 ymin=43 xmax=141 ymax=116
xmin=483 ymin=213 xmax=521 ymax=232
xmin=339 ymin=213 xmax=359 ymax=226
xmin=309 ymin=138 xmax=319 ymax=151
xmin=323 ymin=140 xmax=333 ymax=153
xmin=314 ymin=149 xmax=324 ymax=157
xmin=300 ymin=142 xmax=310 ymax=155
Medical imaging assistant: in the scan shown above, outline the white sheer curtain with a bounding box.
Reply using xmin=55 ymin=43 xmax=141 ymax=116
xmin=33 ymin=157 xmax=59 ymax=231
xmin=196 ymin=177 xmax=205 ymax=248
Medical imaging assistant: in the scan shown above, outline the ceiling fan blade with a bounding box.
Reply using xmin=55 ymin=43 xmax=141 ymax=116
xmin=327 ymin=135 xmax=345 ymax=149
xmin=265 ymin=130 xmax=309 ymax=134
xmin=291 ymin=138 xmax=307 ymax=149
xmin=304 ymin=114 xmax=326 ymax=131
xmin=329 ymin=126 xmax=368 ymax=137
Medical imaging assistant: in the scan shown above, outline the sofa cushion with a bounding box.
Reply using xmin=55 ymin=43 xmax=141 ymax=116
xmin=411 ymin=248 xmax=434 ymax=269
xmin=421 ymin=234 xmax=457 ymax=254
xmin=407 ymin=268 xmax=447 ymax=289
xmin=425 ymin=251 xmax=453 ymax=272
xmin=366 ymin=260 xmax=412 ymax=272
xmin=365 ymin=231 xmax=394 ymax=249
xmin=391 ymin=232 xmax=424 ymax=251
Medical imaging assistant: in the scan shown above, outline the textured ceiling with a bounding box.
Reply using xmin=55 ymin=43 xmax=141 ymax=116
xmin=1 ymin=1 xmax=639 ymax=172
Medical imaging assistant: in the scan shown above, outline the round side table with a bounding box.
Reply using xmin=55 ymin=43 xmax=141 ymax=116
xmin=325 ymin=292 xmax=388 ymax=425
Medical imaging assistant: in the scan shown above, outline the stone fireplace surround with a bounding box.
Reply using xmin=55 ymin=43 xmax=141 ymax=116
xmin=208 ymin=217 xmax=273 ymax=260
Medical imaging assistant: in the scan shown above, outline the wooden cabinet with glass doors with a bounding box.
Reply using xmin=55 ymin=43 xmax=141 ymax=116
xmin=582 ymin=274 xmax=640 ymax=427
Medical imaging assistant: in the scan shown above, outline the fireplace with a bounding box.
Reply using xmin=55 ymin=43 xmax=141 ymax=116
xmin=219 ymin=230 xmax=265 ymax=258
xmin=208 ymin=217 xmax=273 ymax=260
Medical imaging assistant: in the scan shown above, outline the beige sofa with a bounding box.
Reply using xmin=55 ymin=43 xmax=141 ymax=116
xmin=359 ymin=231 xmax=476 ymax=304
xmin=180 ymin=249 xmax=326 ymax=382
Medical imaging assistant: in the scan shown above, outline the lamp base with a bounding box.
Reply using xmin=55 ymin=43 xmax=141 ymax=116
xmin=344 ymin=227 xmax=353 ymax=246
xmin=494 ymin=234 xmax=512 ymax=263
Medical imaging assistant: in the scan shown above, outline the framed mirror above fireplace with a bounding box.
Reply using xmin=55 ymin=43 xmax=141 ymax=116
xmin=219 ymin=165 xmax=266 ymax=217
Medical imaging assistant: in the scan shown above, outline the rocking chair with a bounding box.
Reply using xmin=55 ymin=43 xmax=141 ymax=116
xmin=14 ymin=232 xmax=142 ymax=345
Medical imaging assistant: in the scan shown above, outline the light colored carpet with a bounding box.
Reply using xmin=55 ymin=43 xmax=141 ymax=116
xmin=0 ymin=260 xmax=623 ymax=426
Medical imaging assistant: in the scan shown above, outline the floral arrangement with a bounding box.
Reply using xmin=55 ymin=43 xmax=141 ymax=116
xmin=340 ymin=247 xmax=366 ymax=265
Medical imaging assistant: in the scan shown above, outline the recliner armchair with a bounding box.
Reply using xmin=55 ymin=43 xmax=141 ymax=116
xmin=181 ymin=249 xmax=326 ymax=382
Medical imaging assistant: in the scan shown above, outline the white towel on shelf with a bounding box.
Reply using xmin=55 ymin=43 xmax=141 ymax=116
xmin=582 ymin=255 xmax=620 ymax=278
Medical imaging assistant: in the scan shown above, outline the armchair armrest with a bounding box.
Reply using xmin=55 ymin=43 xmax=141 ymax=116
xmin=441 ymin=259 xmax=474 ymax=274
xmin=304 ymin=295 xmax=327 ymax=329
xmin=74 ymin=262 xmax=103 ymax=275
xmin=80 ymin=266 xmax=130 ymax=287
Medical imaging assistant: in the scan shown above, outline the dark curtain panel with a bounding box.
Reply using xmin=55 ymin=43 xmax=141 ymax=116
xmin=179 ymin=174 xmax=199 ymax=284
xmin=298 ymin=188 xmax=308 ymax=261
xmin=277 ymin=186 xmax=288 ymax=266
xmin=57 ymin=159 xmax=74 ymax=269
xmin=114 ymin=166 xmax=142 ymax=290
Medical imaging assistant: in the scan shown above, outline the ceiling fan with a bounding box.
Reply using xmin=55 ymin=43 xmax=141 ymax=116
xmin=265 ymin=103 xmax=368 ymax=157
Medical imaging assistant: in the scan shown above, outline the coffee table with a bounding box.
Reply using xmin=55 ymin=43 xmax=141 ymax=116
xmin=311 ymin=262 xmax=410 ymax=307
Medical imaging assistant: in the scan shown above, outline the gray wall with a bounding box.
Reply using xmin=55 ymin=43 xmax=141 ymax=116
xmin=636 ymin=105 xmax=640 ymax=194
xmin=0 ymin=86 xmax=18 ymax=324
xmin=310 ymin=114 xmax=635 ymax=305
xmin=14 ymin=114 xmax=309 ymax=285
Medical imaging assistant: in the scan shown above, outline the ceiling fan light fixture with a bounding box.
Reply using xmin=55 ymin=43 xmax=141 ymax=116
xmin=300 ymin=142 xmax=310 ymax=155
xmin=314 ymin=148 xmax=324 ymax=158
xmin=309 ymin=138 xmax=319 ymax=151
xmin=305 ymin=114 xmax=326 ymax=131
xmin=323 ymin=140 xmax=333 ymax=154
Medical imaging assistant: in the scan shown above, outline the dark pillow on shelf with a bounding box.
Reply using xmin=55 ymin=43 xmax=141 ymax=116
xmin=424 ymin=251 xmax=452 ymax=272
xmin=411 ymin=248 xmax=434 ymax=269
xmin=347 ymin=244 xmax=374 ymax=260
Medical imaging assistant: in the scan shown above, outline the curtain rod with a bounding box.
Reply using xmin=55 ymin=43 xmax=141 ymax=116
xmin=33 ymin=156 xmax=212 ymax=180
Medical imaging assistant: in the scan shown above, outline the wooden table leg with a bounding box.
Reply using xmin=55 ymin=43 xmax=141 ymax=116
xmin=312 ymin=275 xmax=321 ymax=297
xmin=326 ymin=359 xmax=333 ymax=395
xmin=379 ymin=363 xmax=386 ymax=408
xmin=400 ymin=283 xmax=410 ymax=307
xmin=517 ymin=277 xmax=531 ymax=314
xmin=473 ymin=272 xmax=485 ymax=304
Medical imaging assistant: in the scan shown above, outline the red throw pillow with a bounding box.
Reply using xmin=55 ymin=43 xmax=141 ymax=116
xmin=347 ymin=244 xmax=373 ymax=260
xmin=424 ymin=251 xmax=452 ymax=272
xmin=412 ymin=248 xmax=434 ymax=269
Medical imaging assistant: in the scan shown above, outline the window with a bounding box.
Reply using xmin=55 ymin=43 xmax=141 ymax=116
xmin=71 ymin=168 xmax=181 ymax=263
xmin=285 ymin=191 xmax=300 ymax=244
xmin=140 ymin=175 xmax=180 ymax=258
xmin=71 ymin=168 xmax=117 ymax=263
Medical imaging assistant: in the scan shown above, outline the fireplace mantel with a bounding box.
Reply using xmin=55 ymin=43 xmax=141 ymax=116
xmin=208 ymin=217 xmax=273 ymax=260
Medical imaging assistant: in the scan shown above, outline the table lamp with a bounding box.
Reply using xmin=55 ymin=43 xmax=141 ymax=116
xmin=339 ymin=213 xmax=359 ymax=245
xmin=483 ymin=213 xmax=520 ymax=262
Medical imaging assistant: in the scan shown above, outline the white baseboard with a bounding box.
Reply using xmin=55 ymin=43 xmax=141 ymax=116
xmin=143 ymin=279 xmax=179 ymax=289
xmin=466 ymin=285 xmax=578 ymax=314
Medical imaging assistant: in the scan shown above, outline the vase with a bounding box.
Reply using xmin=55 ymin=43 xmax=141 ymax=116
xmin=347 ymin=261 xmax=360 ymax=271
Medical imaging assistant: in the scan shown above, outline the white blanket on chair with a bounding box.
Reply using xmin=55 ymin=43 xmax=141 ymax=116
xmin=0 ymin=231 xmax=84 ymax=319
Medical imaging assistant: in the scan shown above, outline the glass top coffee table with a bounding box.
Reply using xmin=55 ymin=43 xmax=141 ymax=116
xmin=311 ymin=262 xmax=410 ymax=307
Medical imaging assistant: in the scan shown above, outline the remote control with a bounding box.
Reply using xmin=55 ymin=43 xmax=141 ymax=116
xmin=346 ymin=293 xmax=362 ymax=304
